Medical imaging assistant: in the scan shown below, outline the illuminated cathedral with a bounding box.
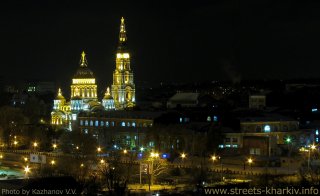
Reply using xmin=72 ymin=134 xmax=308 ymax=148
xmin=51 ymin=17 xmax=135 ymax=128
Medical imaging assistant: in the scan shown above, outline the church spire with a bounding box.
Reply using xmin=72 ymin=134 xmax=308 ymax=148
xmin=56 ymin=88 xmax=65 ymax=100
xmin=119 ymin=17 xmax=127 ymax=43
xmin=80 ymin=51 xmax=88 ymax=67
xmin=58 ymin=88 xmax=62 ymax=96
xmin=118 ymin=17 xmax=127 ymax=52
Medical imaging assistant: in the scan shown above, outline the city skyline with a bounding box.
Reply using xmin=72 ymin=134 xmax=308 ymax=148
xmin=0 ymin=1 xmax=320 ymax=86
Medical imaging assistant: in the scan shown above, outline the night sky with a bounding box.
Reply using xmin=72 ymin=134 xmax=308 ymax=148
xmin=1 ymin=1 xmax=320 ymax=89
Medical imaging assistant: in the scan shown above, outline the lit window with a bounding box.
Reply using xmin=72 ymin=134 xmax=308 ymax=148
xmin=90 ymin=121 xmax=93 ymax=126
xmin=232 ymin=145 xmax=238 ymax=148
xmin=218 ymin=145 xmax=224 ymax=148
xmin=127 ymin=122 xmax=130 ymax=127
xmin=121 ymin=122 xmax=126 ymax=127
xmin=123 ymin=53 xmax=130 ymax=58
xmin=207 ymin=116 xmax=211 ymax=122
xmin=179 ymin=118 xmax=183 ymax=123
xmin=84 ymin=129 xmax=88 ymax=134
xmin=316 ymin=129 xmax=319 ymax=136
xmin=256 ymin=126 xmax=262 ymax=132
xmin=213 ymin=116 xmax=218 ymax=122
xmin=80 ymin=120 xmax=83 ymax=126
xmin=264 ymin=125 xmax=271 ymax=133
xmin=95 ymin=121 xmax=99 ymax=127
xmin=106 ymin=121 xmax=109 ymax=127
xmin=132 ymin=122 xmax=136 ymax=127
xmin=85 ymin=120 xmax=88 ymax=126
xmin=225 ymin=144 xmax=231 ymax=148
xmin=111 ymin=122 xmax=115 ymax=126
xmin=101 ymin=121 xmax=104 ymax=126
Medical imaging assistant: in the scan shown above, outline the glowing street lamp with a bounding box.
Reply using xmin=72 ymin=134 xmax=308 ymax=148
xmin=50 ymin=160 xmax=55 ymax=166
xmin=14 ymin=141 xmax=18 ymax=146
xmin=181 ymin=153 xmax=186 ymax=159
xmin=308 ymin=144 xmax=317 ymax=170
xmin=148 ymin=152 xmax=160 ymax=191
xmin=80 ymin=163 xmax=84 ymax=168
xmin=140 ymin=147 xmax=144 ymax=152
xmin=286 ymin=137 xmax=291 ymax=144
xmin=100 ymin=159 xmax=105 ymax=164
xmin=23 ymin=157 xmax=28 ymax=162
xmin=247 ymin=158 xmax=253 ymax=170
xmin=53 ymin=144 xmax=57 ymax=150
xmin=211 ymin=155 xmax=217 ymax=161
xmin=97 ymin=147 xmax=102 ymax=153
xmin=0 ymin=154 xmax=3 ymax=159
xmin=123 ymin=149 xmax=128 ymax=154
xmin=211 ymin=155 xmax=223 ymax=181
xmin=24 ymin=165 xmax=30 ymax=177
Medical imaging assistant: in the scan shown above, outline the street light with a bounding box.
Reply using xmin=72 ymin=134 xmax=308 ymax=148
xmin=50 ymin=160 xmax=55 ymax=165
xmin=33 ymin=142 xmax=38 ymax=151
xmin=0 ymin=154 xmax=3 ymax=159
xmin=24 ymin=165 xmax=30 ymax=178
xmin=148 ymin=152 xmax=160 ymax=191
xmin=211 ymin=155 xmax=223 ymax=181
xmin=23 ymin=157 xmax=28 ymax=162
xmin=123 ymin=149 xmax=128 ymax=154
xmin=97 ymin=147 xmax=102 ymax=153
xmin=286 ymin=137 xmax=291 ymax=143
xmin=181 ymin=153 xmax=186 ymax=159
xmin=247 ymin=158 xmax=253 ymax=170
xmin=308 ymin=144 xmax=316 ymax=170
xmin=100 ymin=159 xmax=105 ymax=164
xmin=211 ymin=155 xmax=217 ymax=161
xmin=53 ymin=144 xmax=57 ymax=150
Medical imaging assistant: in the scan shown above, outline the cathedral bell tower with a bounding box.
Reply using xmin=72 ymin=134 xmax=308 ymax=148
xmin=111 ymin=17 xmax=136 ymax=109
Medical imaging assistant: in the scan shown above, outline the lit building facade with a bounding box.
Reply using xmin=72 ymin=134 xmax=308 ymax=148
xmin=51 ymin=17 xmax=135 ymax=129
xmin=77 ymin=111 xmax=161 ymax=150
xmin=219 ymin=117 xmax=311 ymax=156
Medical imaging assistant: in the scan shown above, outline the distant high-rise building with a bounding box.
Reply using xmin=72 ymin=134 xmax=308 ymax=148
xmin=249 ymin=95 xmax=266 ymax=109
xmin=111 ymin=17 xmax=136 ymax=110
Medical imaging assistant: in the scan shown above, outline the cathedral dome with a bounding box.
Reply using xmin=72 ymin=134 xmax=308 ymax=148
xmin=73 ymin=51 xmax=95 ymax=79
xmin=103 ymin=87 xmax=113 ymax=100
xmin=56 ymin=88 xmax=65 ymax=100
xmin=73 ymin=67 xmax=95 ymax=79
